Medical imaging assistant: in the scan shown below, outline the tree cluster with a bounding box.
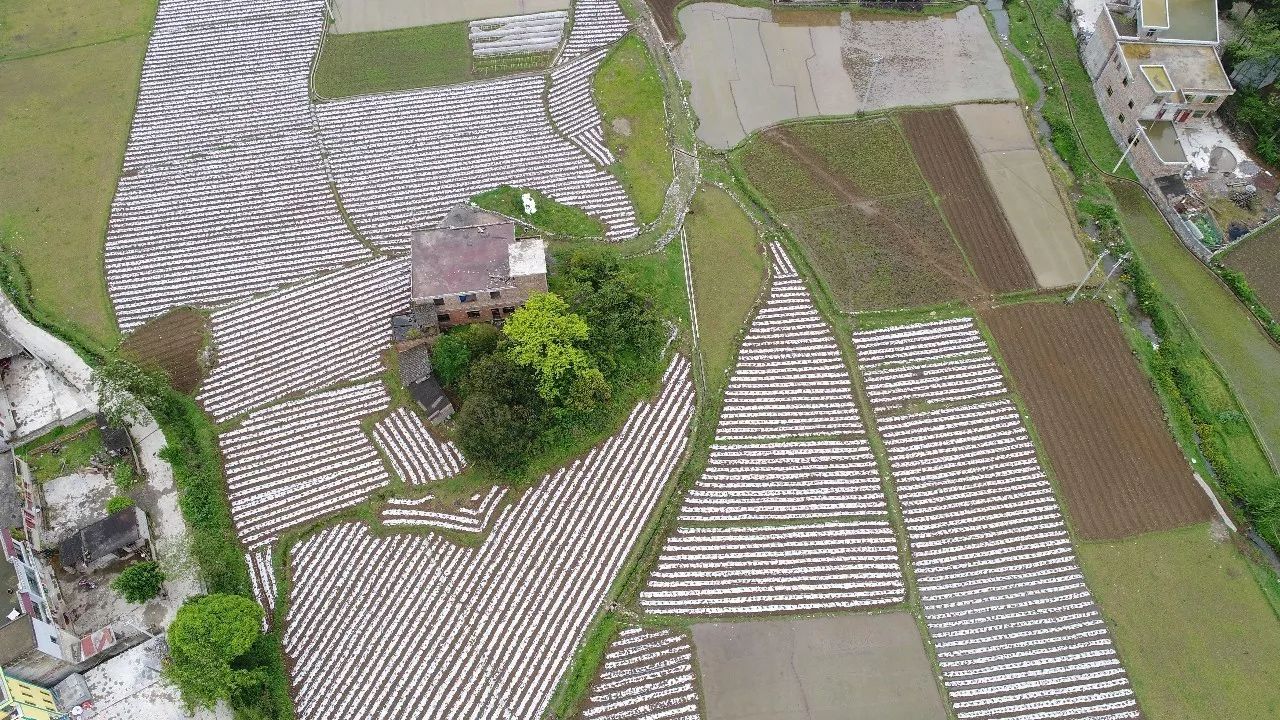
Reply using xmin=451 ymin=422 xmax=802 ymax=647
xmin=1223 ymin=1 xmax=1280 ymax=164
xmin=165 ymin=594 xmax=266 ymax=711
xmin=432 ymin=246 xmax=664 ymax=477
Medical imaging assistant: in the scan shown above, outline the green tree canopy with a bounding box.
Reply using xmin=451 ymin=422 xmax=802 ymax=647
xmin=166 ymin=594 xmax=265 ymax=710
xmin=454 ymin=393 xmax=537 ymax=475
xmin=430 ymin=333 xmax=470 ymax=387
xmin=502 ymin=293 xmax=601 ymax=405
xmin=112 ymin=560 xmax=163 ymax=603
xmin=553 ymin=246 xmax=663 ymax=376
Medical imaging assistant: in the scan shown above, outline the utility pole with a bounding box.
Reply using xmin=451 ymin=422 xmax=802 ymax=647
xmin=1093 ymin=252 xmax=1131 ymax=297
xmin=1112 ymin=126 xmax=1147 ymax=174
xmin=1066 ymin=251 xmax=1108 ymax=304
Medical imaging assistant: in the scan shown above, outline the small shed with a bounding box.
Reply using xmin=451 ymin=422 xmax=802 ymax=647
xmin=57 ymin=508 xmax=150 ymax=574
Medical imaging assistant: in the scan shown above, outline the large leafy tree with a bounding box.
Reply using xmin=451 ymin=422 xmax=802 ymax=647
xmin=553 ymin=246 xmax=663 ymax=376
xmin=502 ymin=292 xmax=606 ymax=408
xmin=113 ymin=561 xmax=164 ymax=603
xmin=165 ymin=594 xmax=265 ymax=710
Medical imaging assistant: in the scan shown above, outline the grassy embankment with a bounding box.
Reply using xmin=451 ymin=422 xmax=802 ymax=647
xmin=1080 ymin=525 xmax=1280 ymax=719
xmin=683 ymin=186 xmax=767 ymax=388
xmin=312 ymin=22 xmax=551 ymax=98
xmin=470 ymin=185 xmax=606 ymax=238
xmin=0 ymin=0 xmax=153 ymax=345
xmin=594 ymin=34 xmax=673 ymax=226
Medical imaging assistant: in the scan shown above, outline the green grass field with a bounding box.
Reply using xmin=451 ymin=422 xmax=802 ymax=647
xmin=1079 ymin=525 xmax=1280 ymax=719
xmin=1113 ymin=182 xmax=1280 ymax=470
xmin=594 ymin=35 xmax=672 ymax=225
xmin=684 ymin=186 xmax=767 ymax=386
xmin=471 ymin=186 xmax=605 ymax=238
xmin=0 ymin=0 xmax=154 ymax=345
xmin=313 ymin=23 xmax=550 ymax=98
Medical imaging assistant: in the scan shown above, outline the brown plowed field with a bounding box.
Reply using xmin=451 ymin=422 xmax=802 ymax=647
xmin=120 ymin=307 xmax=209 ymax=394
xmin=900 ymin=109 xmax=1036 ymax=293
xmin=983 ymin=301 xmax=1213 ymax=538
xmin=648 ymin=0 xmax=682 ymax=42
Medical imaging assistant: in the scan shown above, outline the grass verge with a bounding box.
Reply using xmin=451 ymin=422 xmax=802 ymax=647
xmin=594 ymin=34 xmax=673 ymax=225
xmin=684 ymin=185 xmax=767 ymax=388
xmin=313 ymin=23 xmax=550 ymax=98
xmin=18 ymin=422 xmax=103 ymax=483
xmin=470 ymin=185 xmax=605 ymax=238
xmin=0 ymin=0 xmax=153 ymax=344
xmin=1079 ymin=525 xmax=1280 ymax=719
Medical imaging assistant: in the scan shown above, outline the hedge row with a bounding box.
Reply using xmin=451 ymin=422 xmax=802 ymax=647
xmin=1215 ymin=264 xmax=1280 ymax=345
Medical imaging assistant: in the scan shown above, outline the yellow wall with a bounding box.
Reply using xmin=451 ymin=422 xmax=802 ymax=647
xmin=2 ymin=674 xmax=58 ymax=720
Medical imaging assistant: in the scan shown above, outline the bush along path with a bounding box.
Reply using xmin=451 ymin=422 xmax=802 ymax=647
xmin=1006 ymin=0 xmax=1280 ymax=555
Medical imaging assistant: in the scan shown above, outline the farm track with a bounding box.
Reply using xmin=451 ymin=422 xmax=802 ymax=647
xmin=900 ymin=109 xmax=1037 ymax=293
xmin=644 ymin=0 xmax=683 ymax=43
xmin=982 ymin=301 xmax=1213 ymax=538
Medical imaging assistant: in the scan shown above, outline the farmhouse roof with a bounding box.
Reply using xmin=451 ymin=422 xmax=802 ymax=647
xmin=410 ymin=205 xmax=546 ymax=302
xmin=1120 ymin=42 xmax=1233 ymax=93
xmin=0 ymin=615 xmax=37 ymax=666
xmin=58 ymin=507 xmax=147 ymax=570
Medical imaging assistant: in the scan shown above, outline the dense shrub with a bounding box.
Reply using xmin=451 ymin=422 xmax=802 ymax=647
xmin=113 ymin=560 xmax=164 ymax=603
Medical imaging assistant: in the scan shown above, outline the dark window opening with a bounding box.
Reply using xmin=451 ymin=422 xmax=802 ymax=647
xmin=1122 ymin=76 xmax=1129 ymax=86
xmin=1127 ymin=99 xmax=1135 ymax=109
xmin=432 ymin=297 xmax=444 ymax=306
xmin=489 ymin=290 xmax=501 ymax=299
xmin=459 ymin=293 xmax=477 ymax=303
xmin=466 ymin=310 xmax=482 ymax=319
xmin=1118 ymin=113 xmax=1126 ymax=123
xmin=491 ymin=309 xmax=502 ymax=319
xmin=1106 ymin=86 xmax=1113 ymax=96
xmin=1204 ymin=95 xmax=1218 ymax=103
xmin=503 ymin=306 xmax=516 ymax=315
xmin=437 ymin=313 xmax=450 ymax=323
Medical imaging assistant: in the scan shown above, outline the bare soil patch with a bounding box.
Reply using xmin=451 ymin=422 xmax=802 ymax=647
xmin=692 ymin=613 xmax=946 ymax=720
xmin=121 ymin=307 xmax=209 ymax=394
xmin=901 ymin=108 xmax=1036 ymax=293
xmin=648 ymin=0 xmax=684 ymax=41
xmin=954 ymin=104 xmax=1089 ymax=289
xmin=983 ymin=301 xmax=1214 ymax=538
xmin=1223 ymin=221 xmax=1280 ymax=317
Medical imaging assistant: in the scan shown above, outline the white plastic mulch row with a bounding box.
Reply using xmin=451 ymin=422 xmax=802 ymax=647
xmin=639 ymin=521 xmax=904 ymax=616
xmin=852 ymin=317 xmax=991 ymax=368
xmin=875 ymin=393 xmax=1140 ymax=716
xmin=581 ymin=627 xmax=701 ymax=720
xmin=717 ymin=243 xmax=863 ymax=440
xmin=220 ymin=382 xmax=391 ymax=549
xmin=677 ymin=440 xmax=886 ymax=523
xmin=469 ymin=12 xmax=567 ymax=57
xmin=371 ymin=408 xmax=466 ymax=486
xmin=549 ymin=47 xmax=617 ymax=166
xmin=246 ymin=545 xmax=278 ymax=627
xmin=559 ymin=0 xmax=631 ymax=61
xmin=380 ymin=486 xmax=507 ymax=534
xmin=315 ymin=74 xmax=638 ymax=250
xmin=198 ymin=258 xmax=408 ymax=422
xmin=860 ymin=354 xmax=1008 ymax=413
xmin=107 ymin=0 xmax=369 ymax=331
xmin=284 ymin=357 xmax=694 ymax=719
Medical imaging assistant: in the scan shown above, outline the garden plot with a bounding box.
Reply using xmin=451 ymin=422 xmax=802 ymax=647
xmin=549 ymin=48 xmax=616 ymax=166
xmin=716 ymin=244 xmax=862 ymax=441
xmin=559 ymin=0 xmax=631 ymax=61
xmin=955 ymin=104 xmax=1088 ymax=289
xmin=284 ymin=357 xmax=693 ymax=720
xmin=984 ymin=302 xmax=1213 ymax=537
xmin=469 ymin=12 xmax=567 ymax=57
xmin=582 ymin=627 xmax=701 ymax=720
xmin=106 ymin=0 xmax=368 ymax=331
xmin=198 ymin=258 xmax=408 ymax=422
xmin=246 ymin=545 xmax=278 ymax=625
xmin=676 ymin=3 xmax=1016 ymax=148
xmin=852 ymin=317 xmax=990 ymax=368
xmin=877 ymin=401 xmax=1140 ymax=719
xmin=219 ymin=382 xmax=391 ymax=549
xmin=328 ymin=0 xmax=571 ymax=34
xmin=379 ymin=487 xmax=507 ymax=533
xmin=901 ymin=109 xmax=1037 ymax=293
xmin=371 ymin=408 xmax=466 ymax=486
xmin=853 ymin=318 xmax=1009 ymax=413
xmin=639 ymin=521 xmax=903 ymax=616
xmin=678 ymin=440 xmax=886 ymax=523
xmin=315 ymin=74 xmax=638 ymax=249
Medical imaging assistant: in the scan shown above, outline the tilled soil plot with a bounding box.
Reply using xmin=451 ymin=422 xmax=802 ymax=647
xmin=120 ymin=307 xmax=209 ymax=394
xmin=983 ymin=301 xmax=1214 ymax=538
xmin=900 ymin=109 xmax=1036 ymax=293
xmin=648 ymin=0 xmax=683 ymax=41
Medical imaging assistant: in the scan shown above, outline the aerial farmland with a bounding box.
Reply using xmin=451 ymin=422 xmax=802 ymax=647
xmin=2 ymin=0 xmax=1279 ymax=718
